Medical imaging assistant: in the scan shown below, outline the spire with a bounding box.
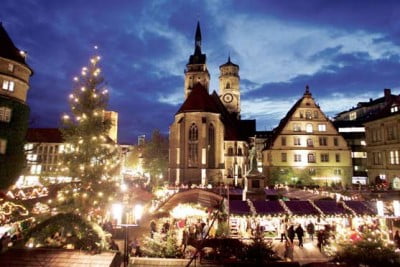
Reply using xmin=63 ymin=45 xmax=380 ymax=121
xmin=227 ymin=52 xmax=231 ymax=63
xmin=304 ymin=85 xmax=312 ymax=96
xmin=0 ymin=23 xmax=28 ymax=66
xmin=188 ymin=21 xmax=206 ymax=65
xmin=195 ymin=21 xmax=201 ymax=47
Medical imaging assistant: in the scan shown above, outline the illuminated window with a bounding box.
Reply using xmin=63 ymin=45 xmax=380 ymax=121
xmin=0 ymin=138 xmax=7 ymax=154
xmin=306 ymin=124 xmax=313 ymax=133
xmin=0 ymin=107 xmax=12 ymax=122
xmin=308 ymin=153 xmax=316 ymax=163
xmin=294 ymin=137 xmax=301 ymax=146
xmin=351 ymin=152 xmax=367 ymax=158
xmin=319 ymin=137 xmax=327 ymax=146
xmin=281 ymin=153 xmax=287 ymax=162
xmin=188 ymin=123 xmax=198 ymax=167
xmin=389 ymin=150 xmax=400 ymax=165
xmin=293 ymin=123 xmax=301 ymax=132
xmin=2 ymin=80 xmax=15 ymax=92
xmin=294 ymin=154 xmax=302 ymax=162
xmin=208 ymin=124 xmax=215 ymax=167
xmin=318 ymin=124 xmax=326 ymax=132
xmin=349 ymin=112 xmax=357 ymax=120
xmin=8 ymin=63 xmax=14 ymax=72
xmin=360 ymin=140 xmax=366 ymax=146
xmin=321 ymin=153 xmax=329 ymax=162
xmin=391 ymin=105 xmax=399 ymax=113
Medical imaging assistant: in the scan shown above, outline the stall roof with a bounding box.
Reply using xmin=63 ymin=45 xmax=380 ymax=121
xmin=252 ymin=200 xmax=285 ymax=215
xmin=229 ymin=200 xmax=251 ymax=215
xmin=314 ymin=200 xmax=351 ymax=215
xmin=344 ymin=201 xmax=375 ymax=215
xmin=0 ymin=249 xmax=118 ymax=267
xmin=284 ymin=201 xmax=320 ymax=215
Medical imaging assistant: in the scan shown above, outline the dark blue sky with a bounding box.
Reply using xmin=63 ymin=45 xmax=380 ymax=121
xmin=2 ymin=0 xmax=400 ymax=143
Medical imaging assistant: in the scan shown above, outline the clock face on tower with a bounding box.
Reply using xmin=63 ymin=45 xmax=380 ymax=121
xmin=223 ymin=93 xmax=233 ymax=103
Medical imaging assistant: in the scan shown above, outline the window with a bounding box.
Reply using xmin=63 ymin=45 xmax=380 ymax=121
xmin=308 ymin=153 xmax=316 ymax=163
xmin=313 ymin=110 xmax=319 ymax=119
xmin=294 ymin=154 xmax=302 ymax=162
xmin=333 ymin=137 xmax=339 ymax=146
xmin=252 ymin=180 xmax=260 ymax=188
xmin=237 ymin=147 xmax=242 ymax=156
xmin=228 ymin=147 xmax=234 ymax=156
xmin=2 ymin=80 xmax=15 ymax=92
xmin=309 ymin=168 xmax=316 ymax=175
xmin=321 ymin=153 xmax=329 ymax=162
xmin=334 ymin=169 xmax=342 ymax=175
xmin=0 ymin=139 xmax=6 ymax=154
xmin=227 ymin=167 xmax=233 ymax=178
xmin=318 ymin=124 xmax=326 ymax=132
xmin=0 ymin=107 xmax=12 ymax=122
xmin=336 ymin=153 xmax=340 ymax=162
xmin=281 ymin=153 xmax=287 ymax=162
xmin=226 ymin=82 xmax=230 ymax=89
xmin=360 ymin=140 xmax=366 ymax=146
xmin=8 ymin=63 xmax=14 ymax=72
xmin=208 ymin=124 xmax=215 ymax=167
xmin=306 ymin=111 xmax=312 ymax=119
xmin=306 ymin=124 xmax=313 ymax=133
xmin=299 ymin=111 xmax=304 ymax=118
xmin=372 ymin=152 xmax=382 ymax=165
xmin=307 ymin=138 xmax=313 ymax=147
xmin=387 ymin=125 xmax=397 ymax=141
xmin=188 ymin=124 xmax=198 ymax=167
xmin=281 ymin=137 xmax=286 ymax=146
xmin=390 ymin=150 xmax=400 ymax=165
xmin=294 ymin=137 xmax=301 ymax=146
xmin=238 ymin=166 xmax=242 ymax=178
xmin=319 ymin=137 xmax=327 ymax=146
xmin=349 ymin=112 xmax=357 ymax=120
xmin=351 ymin=152 xmax=367 ymax=158
xmin=391 ymin=105 xmax=399 ymax=113
xmin=293 ymin=124 xmax=301 ymax=132
xmin=372 ymin=129 xmax=382 ymax=142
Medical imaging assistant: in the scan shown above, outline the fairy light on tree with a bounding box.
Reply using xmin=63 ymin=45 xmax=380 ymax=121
xmin=60 ymin=46 xmax=120 ymax=212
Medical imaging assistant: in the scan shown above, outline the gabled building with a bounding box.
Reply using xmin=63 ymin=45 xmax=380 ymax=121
xmin=262 ymin=86 xmax=352 ymax=186
xmin=169 ymin=22 xmax=255 ymax=186
xmin=0 ymin=23 xmax=33 ymax=189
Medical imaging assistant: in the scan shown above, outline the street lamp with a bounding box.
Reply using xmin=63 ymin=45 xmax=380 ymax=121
xmin=111 ymin=203 xmax=143 ymax=267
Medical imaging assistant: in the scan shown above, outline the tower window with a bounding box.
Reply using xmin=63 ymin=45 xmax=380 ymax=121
xmin=188 ymin=123 xmax=198 ymax=167
xmin=2 ymin=80 xmax=15 ymax=92
xmin=0 ymin=107 xmax=12 ymax=122
xmin=0 ymin=138 xmax=7 ymax=154
xmin=8 ymin=63 xmax=14 ymax=72
xmin=226 ymin=82 xmax=230 ymax=89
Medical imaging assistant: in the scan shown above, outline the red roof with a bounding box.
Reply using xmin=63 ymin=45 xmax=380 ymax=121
xmin=177 ymin=83 xmax=220 ymax=114
xmin=26 ymin=128 xmax=64 ymax=143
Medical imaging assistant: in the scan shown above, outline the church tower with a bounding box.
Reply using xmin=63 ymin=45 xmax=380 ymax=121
xmin=184 ymin=22 xmax=210 ymax=99
xmin=219 ymin=56 xmax=240 ymax=116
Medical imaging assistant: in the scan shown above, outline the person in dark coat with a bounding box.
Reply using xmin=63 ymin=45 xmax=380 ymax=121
xmin=287 ymin=225 xmax=295 ymax=244
xmin=150 ymin=220 xmax=157 ymax=238
xmin=295 ymin=224 xmax=304 ymax=247
xmin=306 ymin=222 xmax=315 ymax=241
xmin=394 ymin=230 xmax=400 ymax=248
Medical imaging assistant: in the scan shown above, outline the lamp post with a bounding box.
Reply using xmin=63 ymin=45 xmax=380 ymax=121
xmin=112 ymin=203 xmax=143 ymax=267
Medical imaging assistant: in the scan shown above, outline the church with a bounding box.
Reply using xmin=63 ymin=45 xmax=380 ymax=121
xmin=168 ymin=22 xmax=352 ymax=187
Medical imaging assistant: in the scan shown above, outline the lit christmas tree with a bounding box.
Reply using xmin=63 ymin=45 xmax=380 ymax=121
xmin=60 ymin=47 xmax=120 ymax=212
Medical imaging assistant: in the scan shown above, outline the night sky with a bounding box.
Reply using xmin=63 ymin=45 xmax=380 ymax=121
xmin=2 ymin=0 xmax=400 ymax=144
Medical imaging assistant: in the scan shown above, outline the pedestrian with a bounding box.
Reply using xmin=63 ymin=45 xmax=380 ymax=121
xmin=394 ymin=230 xmax=400 ymax=248
xmin=150 ymin=220 xmax=156 ymax=238
xmin=287 ymin=225 xmax=295 ymax=244
xmin=182 ymin=228 xmax=189 ymax=252
xmin=280 ymin=221 xmax=288 ymax=242
xmin=306 ymin=222 xmax=315 ymax=241
xmin=295 ymin=224 xmax=304 ymax=247
xmin=317 ymin=230 xmax=324 ymax=252
xmin=109 ymin=239 xmax=119 ymax=251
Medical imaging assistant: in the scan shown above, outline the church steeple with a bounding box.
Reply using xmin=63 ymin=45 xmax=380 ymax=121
xmin=184 ymin=21 xmax=210 ymax=99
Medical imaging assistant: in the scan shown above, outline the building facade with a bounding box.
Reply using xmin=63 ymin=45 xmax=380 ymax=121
xmin=365 ymin=99 xmax=400 ymax=189
xmin=169 ymin=23 xmax=255 ymax=186
xmin=262 ymin=87 xmax=353 ymax=186
xmin=0 ymin=23 xmax=33 ymax=189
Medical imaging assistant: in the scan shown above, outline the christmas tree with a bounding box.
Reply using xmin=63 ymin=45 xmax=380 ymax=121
xmin=60 ymin=47 xmax=120 ymax=212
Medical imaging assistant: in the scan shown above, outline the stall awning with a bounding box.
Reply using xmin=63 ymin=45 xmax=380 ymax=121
xmin=252 ymin=200 xmax=285 ymax=215
xmin=229 ymin=200 xmax=251 ymax=215
xmin=284 ymin=201 xmax=320 ymax=215
xmin=314 ymin=200 xmax=351 ymax=215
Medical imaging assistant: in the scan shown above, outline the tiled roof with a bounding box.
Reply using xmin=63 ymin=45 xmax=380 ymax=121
xmin=26 ymin=128 xmax=64 ymax=143
xmin=177 ymin=83 xmax=220 ymax=114
xmin=0 ymin=23 xmax=30 ymax=69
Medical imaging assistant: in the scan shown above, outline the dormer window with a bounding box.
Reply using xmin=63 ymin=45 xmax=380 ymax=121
xmin=2 ymin=80 xmax=15 ymax=92
xmin=8 ymin=63 xmax=14 ymax=72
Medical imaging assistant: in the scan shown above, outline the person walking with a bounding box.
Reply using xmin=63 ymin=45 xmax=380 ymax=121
xmin=280 ymin=221 xmax=288 ymax=242
xmin=394 ymin=230 xmax=400 ymax=248
xmin=306 ymin=222 xmax=315 ymax=241
xmin=295 ymin=224 xmax=304 ymax=247
xmin=287 ymin=225 xmax=295 ymax=244
xmin=150 ymin=220 xmax=157 ymax=238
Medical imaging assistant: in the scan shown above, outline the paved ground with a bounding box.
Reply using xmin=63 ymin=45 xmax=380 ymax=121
xmin=273 ymin=239 xmax=329 ymax=265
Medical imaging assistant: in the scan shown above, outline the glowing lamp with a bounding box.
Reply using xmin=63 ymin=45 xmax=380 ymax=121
xmin=134 ymin=204 xmax=143 ymax=223
xmin=112 ymin=203 xmax=123 ymax=225
xmin=393 ymin=200 xmax=400 ymax=217
xmin=377 ymin=200 xmax=384 ymax=216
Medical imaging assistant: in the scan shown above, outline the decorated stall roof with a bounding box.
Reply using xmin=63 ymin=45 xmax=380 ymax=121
xmin=252 ymin=200 xmax=285 ymax=215
xmin=314 ymin=200 xmax=350 ymax=215
xmin=284 ymin=201 xmax=320 ymax=215
xmin=344 ymin=201 xmax=375 ymax=215
xmin=229 ymin=200 xmax=251 ymax=215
